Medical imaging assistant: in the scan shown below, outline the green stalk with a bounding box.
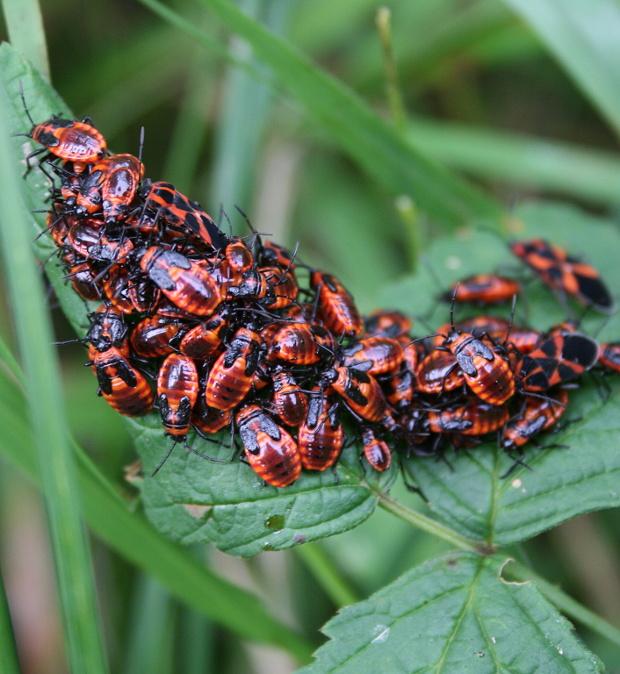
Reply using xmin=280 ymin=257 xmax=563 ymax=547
xmin=376 ymin=490 xmax=482 ymax=554
xmin=123 ymin=576 xmax=173 ymax=674
xmin=1 ymin=0 xmax=50 ymax=80
xmin=394 ymin=195 xmax=422 ymax=273
xmin=295 ymin=543 xmax=359 ymax=608
xmin=375 ymin=6 xmax=407 ymax=134
xmin=0 ymin=566 xmax=20 ymax=674
xmin=0 ymin=84 xmax=107 ymax=672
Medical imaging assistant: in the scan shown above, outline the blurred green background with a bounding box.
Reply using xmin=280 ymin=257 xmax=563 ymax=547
xmin=1 ymin=0 xmax=620 ymax=671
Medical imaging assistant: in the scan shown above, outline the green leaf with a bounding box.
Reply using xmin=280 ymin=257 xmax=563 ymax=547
xmin=302 ymin=552 xmax=603 ymax=673
xmin=502 ymin=0 xmax=620 ymax=138
xmin=135 ymin=417 xmax=396 ymax=558
xmin=138 ymin=0 xmax=503 ymax=230
xmin=382 ymin=201 xmax=620 ymax=545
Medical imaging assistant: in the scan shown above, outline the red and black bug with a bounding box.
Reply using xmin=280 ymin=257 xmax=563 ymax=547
xmin=519 ymin=333 xmax=600 ymax=392
xmin=191 ymin=396 xmax=232 ymax=436
xmin=226 ymin=267 xmax=272 ymax=303
xmin=97 ymin=372 xmax=154 ymax=418
xmin=599 ymin=342 xmax=620 ymax=374
xmin=88 ymin=345 xmax=153 ymax=417
xmin=139 ymin=180 xmax=228 ymax=250
xmin=361 ymin=427 xmax=391 ymax=471
xmin=205 ymin=328 xmax=265 ymax=411
xmin=225 ymin=238 xmax=254 ymax=274
xmin=511 ymin=238 xmax=616 ymax=314
xmin=68 ymin=221 xmax=134 ymax=265
xmin=502 ymin=388 xmax=569 ymax=454
xmin=76 ymin=154 xmax=144 ymax=222
xmin=445 ymin=274 xmax=521 ymax=305
xmin=364 ymin=310 xmax=412 ymax=340
xmin=128 ymin=277 xmax=161 ymax=314
xmin=298 ymin=387 xmax=344 ymax=471
xmin=269 ymin=322 xmax=329 ymax=365
xmin=270 ymin=368 xmax=308 ymax=427
xmin=261 ymin=266 xmax=298 ymax=310
xmin=236 ymin=404 xmax=301 ymax=487
xmin=130 ymin=315 xmax=188 ymax=358
xmin=322 ymin=364 xmax=387 ymax=423
xmin=67 ymin=262 xmax=102 ymax=301
xmin=26 ymin=115 xmax=107 ymax=172
xmin=443 ymin=331 xmax=515 ymax=406
xmin=86 ymin=305 xmax=128 ymax=353
xmin=179 ymin=313 xmax=229 ymax=359
xmin=156 ymin=354 xmax=199 ymax=438
xmin=102 ymin=264 xmax=138 ymax=314
xmin=342 ymin=336 xmax=404 ymax=376
xmin=140 ymin=246 xmax=222 ymax=316
xmin=415 ymin=349 xmax=463 ymax=395
xmin=311 ymin=270 xmax=363 ymax=337
xmin=258 ymin=240 xmax=298 ymax=270
xmin=427 ymin=399 xmax=510 ymax=437
xmin=384 ymin=364 xmax=416 ymax=411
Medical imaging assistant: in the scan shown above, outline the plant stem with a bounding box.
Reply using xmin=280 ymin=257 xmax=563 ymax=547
xmin=375 ymin=6 xmax=407 ymax=134
xmin=395 ymin=194 xmax=422 ymax=273
xmin=295 ymin=543 xmax=359 ymax=608
xmin=375 ymin=490 xmax=482 ymax=554
xmin=0 ymin=566 xmax=20 ymax=674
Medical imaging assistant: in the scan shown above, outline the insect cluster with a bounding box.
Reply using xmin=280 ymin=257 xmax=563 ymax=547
xmin=27 ymin=112 xmax=620 ymax=488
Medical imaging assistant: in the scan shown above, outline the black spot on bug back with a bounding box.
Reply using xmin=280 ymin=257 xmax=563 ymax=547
xmin=561 ymin=334 xmax=599 ymax=368
xmin=575 ymin=273 xmax=615 ymax=312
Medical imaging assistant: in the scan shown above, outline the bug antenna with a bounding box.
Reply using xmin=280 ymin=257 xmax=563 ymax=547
xmin=449 ymin=283 xmax=460 ymax=331
xmin=281 ymin=241 xmax=301 ymax=276
xmin=138 ymin=126 xmax=145 ymax=162
xmin=152 ymin=441 xmax=177 ymax=476
xmin=186 ymin=443 xmax=228 ymax=464
xmin=19 ymin=82 xmax=35 ymax=128
xmin=234 ymin=204 xmax=257 ymax=234
xmin=504 ymin=294 xmax=518 ymax=344
xmin=220 ymin=207 xmax=234 ymax=238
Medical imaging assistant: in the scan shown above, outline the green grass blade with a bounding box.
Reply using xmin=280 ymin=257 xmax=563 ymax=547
xmin=123 ymin=576 xmax=173 ymax=674
xmin=502 ymin=0 xmax=620 ymax=137
xmin=0 ymin=84 xmax=107 ymax=673
xmin=0 ymin=368 xmax=313 ymax=663
xmin=161 ymin=47 xmax=215 ymax=194
xmin=0 ymin=566 xmax=20 ymax=674
xmin=209 ymin=0 xmax=293 ymax=220
xmin=138 ymin=0 xmax=504 ymax=230
xmin=1 ymin=0 xmax=50 ymax=80
xmin=295 ymin=543 xmax=359 ymax=608
xmin=407 ymin=116 xmax=620 ymax=207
